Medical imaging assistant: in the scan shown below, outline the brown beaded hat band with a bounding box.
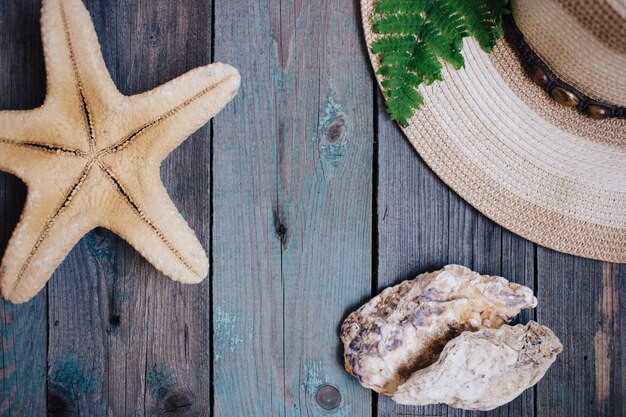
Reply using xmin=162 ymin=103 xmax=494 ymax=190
xmin=506 ymin=17 xmax=626 ymax=120
xmin=361 ymin=0 xmax=626 ymax=263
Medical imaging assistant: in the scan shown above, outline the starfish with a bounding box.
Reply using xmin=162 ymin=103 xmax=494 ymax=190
xmin=0 ymin=0 xmax=240 ymax=303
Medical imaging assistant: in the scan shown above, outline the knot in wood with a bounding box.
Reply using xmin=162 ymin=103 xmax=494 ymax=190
xmin=315 ymin=385 xmax=341 ymax=410
xmin=321 ymin=113 xmax=347 ymax=145
xmin=275 ymin=223 xmax=287 ymax=239
xmin=158 ymin=391 xmax=194 ymax=416
xmin=47 ymin=386 xmax=77 ymax=417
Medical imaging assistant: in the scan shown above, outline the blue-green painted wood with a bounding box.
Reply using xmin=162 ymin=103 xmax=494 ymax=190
xmin=44 ymin=1 xmax=212 ymax=416
xmin=212 ymin=0 xmax=374 ymax=416
xmin=0 ymin=1 xmax=48 ymax=415
xmin=211 ymin=1 xmax=285 ymax=415
xmin=1 ymin=2 xmax=624 ymax=417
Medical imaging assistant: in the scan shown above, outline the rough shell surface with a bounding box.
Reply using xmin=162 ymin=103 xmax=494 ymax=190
xmin=394 ymin=321 xmax=563 ymax=410
xmin=340 ymin=265 xmax=538 ymax=394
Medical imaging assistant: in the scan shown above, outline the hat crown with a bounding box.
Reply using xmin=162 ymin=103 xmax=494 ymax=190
xmin=511 ymin=0 xmax=626 ymax=106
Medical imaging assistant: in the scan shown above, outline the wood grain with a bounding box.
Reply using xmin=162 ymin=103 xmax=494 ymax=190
xmin=374 ymin=97 xmax=536 ymax=417
xmin=536 ymin=252 xmax=625 ymax=417
xmin=212 ymin=0 xmax=373 ymax=416
xmin=0 ymin=1 xmax=47 ymax=415
xmin=45 ymin=1 xmax=212 ymax=416
xmin=211 ymin=1 xmax=285 ymax=414
xmin=0 ymin=1 xmax=624 ymax=417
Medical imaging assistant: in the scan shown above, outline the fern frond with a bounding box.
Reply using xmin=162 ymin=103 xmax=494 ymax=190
xmin=403 ymin=42 xmax=441 ymax=83
xmin=381 ymin=78 xmax=407 ymax=90
xmin=374 ymin=0 xmax=429 ymax=14
xmin=377 ymin=65 xmax=410 ymax=78
xmin=428 ymin=0 xmax=468 ymax=42
xmin=380 ymin=51 xmax=412 ymax=66
xmin=421 ymin=22 xmax=464 ymax=69
xmin=371 ymin=36 xmax=418 ymax=54
xmin=458 ymin=0 xmax=508 ymax=51
xmin=401 ymin=72 xmax=426 ymax=88
xmin=385 ymin=86 xmax=424 ymax=126
xmin=373 ymin=13 xmax=424 ymax=34
xmin=370 ymin=0 xmax=509 ymax=127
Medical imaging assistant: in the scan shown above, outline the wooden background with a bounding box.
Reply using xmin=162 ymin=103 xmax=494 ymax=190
xmin=0 ymin=0 xmax=624 ymax=416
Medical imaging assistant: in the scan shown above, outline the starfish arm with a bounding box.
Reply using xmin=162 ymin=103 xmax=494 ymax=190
xmin=96 ymin=165 xmax=209 ymax=284
xmin=40 ymin=0 xmax=121 ymax=107
xmin=106 ymin=63 xmax=240 ymax=161
xmin=0 ymin=111 xmax=34 ymax=178
xmin=0 ymin=109 xmax=87 ymax=181
xmin=0 ymin=162 xmax=97 ymax=303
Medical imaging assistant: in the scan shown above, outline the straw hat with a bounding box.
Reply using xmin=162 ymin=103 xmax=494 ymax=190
xmin=361 ymin=0 xmax=626 ymax=263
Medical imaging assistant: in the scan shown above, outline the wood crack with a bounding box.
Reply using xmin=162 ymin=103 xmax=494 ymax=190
xmin=96 ymin=160 xmax=201 ymax=277
xmin=8 ymin=160 xmax=95 ymax=296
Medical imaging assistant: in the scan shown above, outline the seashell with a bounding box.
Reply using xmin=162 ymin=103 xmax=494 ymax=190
xmin=394 ymin=321 xmax=562 ymax=411
xmin=340 ymin=265 xmax=538 ymax=394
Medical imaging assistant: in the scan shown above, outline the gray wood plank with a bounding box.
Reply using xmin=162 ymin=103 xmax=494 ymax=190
xmin=0 ymin=1 xmax=48 ymax=415
xmin=212 ymin=0 xmax=374 ymax=415
xmin=375 ymin=97 xmax=536 ymax=417
xmin=536 ymin=252 xmax=625 ymax=417
xmin=45 ymin=1 xmax=212 ymax=416
xmin=375 ymin=103 xmax=448 ymax=417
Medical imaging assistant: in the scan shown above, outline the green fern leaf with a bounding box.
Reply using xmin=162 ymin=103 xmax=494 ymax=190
xmin=374 ymin=0 xmax=430 ymax=14
xmin=381 ymin=78 xmax=407 ymax=90
xmin=371 ymin=0 xmax=509 ymax=127
xmin=428 ymin=1 xmax=469 ymax=42
xmin=377 ymin=65 xmax=410 ymax=78
xmin=373 ymin=13 xmax=424 ymax=35
xmin=407 ymin=38 xmax=443 ymax=83
xmin=371 ymin=35 xmax=418 ymax=54
xmin=421 ymin=23 xmax=464 ymax=68
xmin=458 ymin=0 xmax=508 ymax=50
xmin=380 ymin=51 xmax=412 ymax=66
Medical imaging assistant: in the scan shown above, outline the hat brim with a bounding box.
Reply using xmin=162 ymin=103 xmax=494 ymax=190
xmin=361 ymin=0 xmax=626 ymax=263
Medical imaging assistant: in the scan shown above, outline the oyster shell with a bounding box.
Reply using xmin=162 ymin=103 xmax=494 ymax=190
xmin=394 ymin=321 xmax=563 ymax=410
xmin=340 ymin=265 xmax=538 ymax=394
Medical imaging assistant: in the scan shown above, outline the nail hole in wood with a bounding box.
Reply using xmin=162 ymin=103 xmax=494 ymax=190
xmin=148 ymin=32 xmax=159 ymax=48
xmin=109 ymin=314 xmax=120 ymax=326
xmin=316 ymin=384 xmax=341 ymax=410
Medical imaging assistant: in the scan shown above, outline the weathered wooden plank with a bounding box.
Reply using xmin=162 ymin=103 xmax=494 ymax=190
xmin=375 ymin=98 xmax=536 ymax=417
xmin=375 ymin=106 xmax=448 ymax=417
xmin=277 ymin=1 xmax=374 ymax=416
xmin=211 ymin=1 xmax=284 ymax=415
xmin=0 ymin=1 xmax=48 ymax=415
xmin=536 ymin=251 xmax=625 ymax=417
xmin=213 ymin=0 xmax=373 ymax=415
xmin=46 ymin=1 xmax=212 ymax=416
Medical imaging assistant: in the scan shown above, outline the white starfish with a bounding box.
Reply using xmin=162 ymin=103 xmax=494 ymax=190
xmin=0 ymin=0 xmax=240 ymax=303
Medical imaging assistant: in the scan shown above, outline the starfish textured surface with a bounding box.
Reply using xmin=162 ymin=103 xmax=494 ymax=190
xmin=0 ymin=0 xmax=240 ymax=303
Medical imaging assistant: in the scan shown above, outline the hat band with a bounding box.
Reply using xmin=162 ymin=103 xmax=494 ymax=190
xmin=506 ymin=16 xmax=626 ymax=121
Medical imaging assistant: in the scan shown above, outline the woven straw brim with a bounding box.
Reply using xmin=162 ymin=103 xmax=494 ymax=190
xmin=362 ymin=0 xmax=626 ymax=263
